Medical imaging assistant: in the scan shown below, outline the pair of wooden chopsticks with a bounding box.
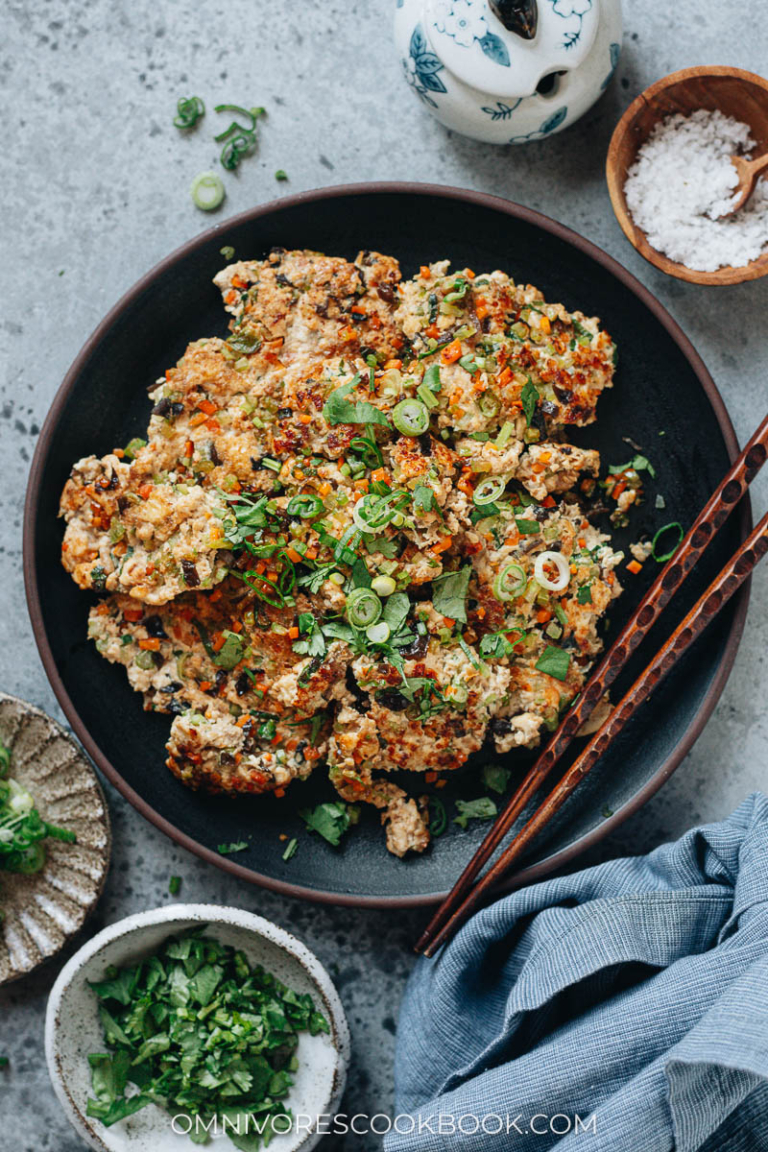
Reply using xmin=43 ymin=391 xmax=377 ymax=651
xmin=417 ymin=414 xmax=768 ymax=958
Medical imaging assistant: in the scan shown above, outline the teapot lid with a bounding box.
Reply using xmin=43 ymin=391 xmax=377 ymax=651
xmin=424 ymin=0 xmax=600 ymax=98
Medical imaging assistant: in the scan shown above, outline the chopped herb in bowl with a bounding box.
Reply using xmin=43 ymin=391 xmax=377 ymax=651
xmin=85 ymin=927 xmax=329 ymax=1146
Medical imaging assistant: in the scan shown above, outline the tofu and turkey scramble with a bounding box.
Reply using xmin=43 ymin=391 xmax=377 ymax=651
xmin=59 ymin=248 xmax=623 ymax=857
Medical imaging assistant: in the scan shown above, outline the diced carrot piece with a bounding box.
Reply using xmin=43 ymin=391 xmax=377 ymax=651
xmin=441 ymin=339 xmax=462 ymax=364
xmin=384 ymin=359 xmax=402 ymax=370
xmin=542 ymin=496 xmax=556 ymax=508
xmin=211 ymin=632 xmax=226 ymax=652
xmin=475 ymin=298 xmax=489 ymax=321
xmin=231 ymin=620 xmax=243 ymax=633
xmin=231 ymin=275 xmax=248 ymax=290
xmin=539 ymin=315 xmax=551 ymax=334
xmin=612 ymin=480 xmax=627 ymax=500
xmin=425 ymin=771 xmax=438 ymax=784
xmin=497 ymin=366 xmax=513 ymax=388
xmin=536 ymin=609 xmax=552 ymax=624
xmin=184 ymin=440 xmax=194 ymax=457
xmin=288 ymin=626 xmax=300 ymax=639
xmin=420 ymin=265 xmax=431 ymax=279
xmin=189 ymin=411 xmax=208 ymax=427
xmin=198 ymin=399 xmax=217 ymax=416
xmin=350 ymin=304 xmax=367 ymax=316
xmin=285 ymin=547 xmax=302 ymax=564
xmin=432 ymin=535 xmax=454 ymax=554
xmin=225 ymin=290 xmax=237 ymax=304
xmin=371 ymin=468 xmax=389 ymax=483
xmin=425 ymin=322 xmax=440 ymax=339
xmin=299 ymin=412 xmax=312 ymax=424
xmin=274 ymin=787 xmax=286 ymax=798
xmin=465 ymin=269 xmax=475 ymax=280
xmin=138 ymin=637 xmax=161 ymax=650
xmin=442 ymin=617 xmax=455 ymax=628
xmin=199 ymin=681 xmax=213 ymax=691
xmin=123 ymin=609 xmax=143 ymax=622
xmin=627 ymin=559 xmax=643 ymax=575
xmin=138 ymin=483 xmax=153 ymax=500
xmin=305 ymin=548 xmax=318 ymax=560
xmin=318 ymin=482 xmax=332 ymax=496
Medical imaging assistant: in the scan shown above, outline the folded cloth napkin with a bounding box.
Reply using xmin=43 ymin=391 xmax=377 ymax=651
xmin=386 ymin=794 xmax=768 ymax=1152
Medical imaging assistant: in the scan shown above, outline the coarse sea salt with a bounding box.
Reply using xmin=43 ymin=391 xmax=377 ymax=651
xmin=624 ymin=108 xmax=768 ymax=272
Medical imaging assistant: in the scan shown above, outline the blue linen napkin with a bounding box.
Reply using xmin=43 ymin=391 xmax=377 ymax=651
xmin=386 ymin=794 xmax=768 ymax=1151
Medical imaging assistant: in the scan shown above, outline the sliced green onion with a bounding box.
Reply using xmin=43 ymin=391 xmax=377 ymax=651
xmin=554 ymin=603 xmax=568 ymax=627
xmin=347 ymin=588 xmax=382 ymax=628
xmin=366 ymin=621 xmax=390 ymax=644
xmin=493 ymin=562 xmax=527 ymax=602
xmin=286 ymin=494 xmax=324 ymax=519
xmin=261 ymin=457 xmax=281 ymax=472
xmin=371 ymin=575 xmax=397 ymax=597
xmin=495 ymin=421 xmax=515 ymax=447
xmin=474 ymin=477 xmax=506 ymax=506
xmin=429 ymin=797 xmax=447 ymax=836
xmin=329 ymin=571 xmax=345 ymax=586
xmin=422 ymin=364 xmax=441 ymax=392
xmin=393 ymin=399 xmax=429 ymax=437
xmin=191 ymin=171 xmax=225 ymax=212
xmin=478 ymin=391 xmax=500 ymax=418
xmin=173 ymin=95 xmax=205 ymax=129
xmin=275 ymin=169 xmax=288 ymax=181
xmin=417 ymin=383 xmax=439 ymax=409
xmin=651 ymin=521 xmax=684 ymax=563
xmin=350 ymin=436 xmax=383 ymax=470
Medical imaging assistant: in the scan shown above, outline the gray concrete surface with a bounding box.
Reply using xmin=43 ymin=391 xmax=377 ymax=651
xmin=1 ymin=2 xmax=767 ymax=1149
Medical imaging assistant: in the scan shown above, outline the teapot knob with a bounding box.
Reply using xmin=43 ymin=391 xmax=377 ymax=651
xmin=488 ymin=0 xmax=538 ymax=39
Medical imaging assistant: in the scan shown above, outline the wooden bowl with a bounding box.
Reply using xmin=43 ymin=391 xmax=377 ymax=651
xmin=606 ymin=66 xmax=768 ymax=285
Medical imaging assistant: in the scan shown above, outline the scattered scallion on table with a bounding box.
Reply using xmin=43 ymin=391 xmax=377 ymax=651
xmin=190 ymin=171 xmax=225 ymax=212
xmin=172 ymin=95 xmax=205 ymax=130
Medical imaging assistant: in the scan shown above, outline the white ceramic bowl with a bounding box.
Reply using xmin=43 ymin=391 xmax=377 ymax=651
xmin=45 ymin=904 xmax=350 ymax=1152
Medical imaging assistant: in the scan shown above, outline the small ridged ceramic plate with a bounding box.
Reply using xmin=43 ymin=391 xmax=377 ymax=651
xmin=0 ymin=692 xmax=111 ymax=984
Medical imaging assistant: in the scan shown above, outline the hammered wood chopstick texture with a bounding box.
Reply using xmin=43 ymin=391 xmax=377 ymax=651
xmin=417 ymin=415 xmax=768 ymax=956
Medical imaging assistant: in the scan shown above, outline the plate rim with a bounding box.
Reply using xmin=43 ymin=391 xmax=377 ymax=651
xmin=23 ymin=180 xmax=751 ymax=908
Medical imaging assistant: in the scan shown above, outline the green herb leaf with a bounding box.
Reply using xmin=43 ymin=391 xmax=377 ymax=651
xmin=521 ymin=378 xmax=538 ymax=426
xmin=453 ymin=797 xmax=498 ymax=829
xmin=299 ymin=802 xmax=355 ymax=847
xmin=535 ymin=645 xmax=571 ymax=681
xmin=217 ymin=841 xmax=248 ymax=855
xmin=577 ymin=583 xmax=593 ymax=605
xmin=322 ymin=376 xmax=389 ymax=427
xmin=432 ymin=566 xmax=471 ymax=623
xmin=515 ymin=518 xmax=540 ymax=535
xmin=482 ymin=764 xmax=511 ymax=794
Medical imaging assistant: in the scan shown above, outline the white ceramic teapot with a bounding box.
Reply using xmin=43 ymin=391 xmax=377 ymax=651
xmin=394 ymin=0 xmax=622 ymax=143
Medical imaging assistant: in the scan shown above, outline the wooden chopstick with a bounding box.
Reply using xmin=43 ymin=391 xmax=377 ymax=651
xmin=420 ymin=506 xmax=768 ymax=956
xmin=416 ymin=413 xmax=768 ymax=956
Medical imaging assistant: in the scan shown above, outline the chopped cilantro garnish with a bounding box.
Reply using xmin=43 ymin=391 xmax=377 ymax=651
xmin=299 ymin=802 xmax=358 ymax=847
xmin=608 ymin=454 xmax=656 ymax=479
xmin=322 ymin=375 xmax=389 ymax=427
xmin=453 ymin=797 xmax=497 ymax=829
xmin=85 ymin=927 xmax=328 ymax=1133
xmin=217 ymin=840 xmax=248 ymax=855
xmin=535 ymin=646 xmax=571 ymax=681
xmin=521 ymin=377 xmax=538 ymax=426
xmin=432 ymin=566 xmax=471 ymax=623
xmin=482 ymin=763 xmax=511 ymax=794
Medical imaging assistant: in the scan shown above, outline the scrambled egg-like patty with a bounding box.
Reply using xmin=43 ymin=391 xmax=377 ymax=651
xmin=62 ymin=249 xmax=621 ymax=856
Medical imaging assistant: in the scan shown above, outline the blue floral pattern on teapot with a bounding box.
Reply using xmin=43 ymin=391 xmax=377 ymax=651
xmin=394 ymin=0 xmax=622 ymax=144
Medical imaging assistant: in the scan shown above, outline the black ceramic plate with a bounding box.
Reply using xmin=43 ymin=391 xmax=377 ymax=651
xmin=25 ymin=184 xmax=749 ymax=906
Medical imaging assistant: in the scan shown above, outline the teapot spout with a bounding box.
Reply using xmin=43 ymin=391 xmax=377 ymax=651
xmin=488 ymin=0 xmax=538 ymax=40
